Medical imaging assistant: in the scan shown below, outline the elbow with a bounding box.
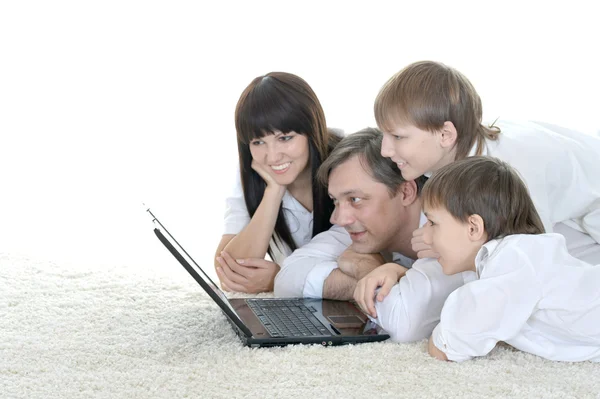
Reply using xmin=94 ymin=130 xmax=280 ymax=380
xmin=386 ymin=325 xmax=431 ymax=343
xmin=376 ymin=305 xmax=435 ymax=343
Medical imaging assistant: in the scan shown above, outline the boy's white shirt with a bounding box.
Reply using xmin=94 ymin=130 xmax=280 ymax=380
xmin=477 ymin=120 xmax=600 ymax=245
xmin=432 ymin=233 xmax=600 ymax=363
xmin=275 ymin=216 xmax=476 ymax=343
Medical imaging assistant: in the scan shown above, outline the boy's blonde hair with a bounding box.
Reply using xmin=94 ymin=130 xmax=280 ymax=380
xmin=422 ymin=156 xmax=545 ymax=240
xmin=374 ymin=61 xmax=500 ymax=159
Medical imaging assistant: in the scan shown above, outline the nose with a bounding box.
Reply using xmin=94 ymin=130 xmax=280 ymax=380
xmin=330 ymin=203 xmax=355 ymax=227
xmin=266 ymin=143 xmax=283 ymax=164
xmin=380 ymin=132 xmax=394 ymax=158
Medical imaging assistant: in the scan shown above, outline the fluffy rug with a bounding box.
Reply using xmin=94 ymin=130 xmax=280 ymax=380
xmin=1 ymin=253 xmax=599 ymax=399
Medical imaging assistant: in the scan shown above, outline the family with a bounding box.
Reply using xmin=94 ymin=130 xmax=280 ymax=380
xmin=213 ymin=61 xmax=600 ymax=362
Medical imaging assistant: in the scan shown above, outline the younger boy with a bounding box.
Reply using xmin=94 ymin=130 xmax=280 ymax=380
xmin=421 ymin=156 xmax=600 ymax=362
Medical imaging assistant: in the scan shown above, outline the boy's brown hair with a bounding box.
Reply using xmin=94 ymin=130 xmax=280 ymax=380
xmin=374 ymin=61 xmax=500 ymax=159
xmin=422 ymin=156 xmax=545 ymax=240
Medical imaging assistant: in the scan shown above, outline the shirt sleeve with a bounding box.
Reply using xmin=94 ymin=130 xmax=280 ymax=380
xmin=222 ymin=167 xmax=251 ymax=235
xmin=372 ymin=258 xmax=468 ymax=342
xmin=273 ymin=225 xmax=351 ymax=298
xmin=431 ymin=244 xmax=542 ymax=362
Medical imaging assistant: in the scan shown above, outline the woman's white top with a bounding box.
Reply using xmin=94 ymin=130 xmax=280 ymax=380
xmin=478 ymin=120 xmax=600 ymax=245
xmin=432 ymin=233 xmax=600 ymax=362
xmin=222 ymin=169 xmax=313 ymax=265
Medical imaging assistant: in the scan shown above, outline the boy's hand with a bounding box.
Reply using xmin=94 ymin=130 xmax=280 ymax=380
xmin=411 ymin=226 xmax=440 ymax=259
xmin=428 ymin=335 xmax=449 ymax=361
xmin=353 ymin=262 xmax=408 ymax=318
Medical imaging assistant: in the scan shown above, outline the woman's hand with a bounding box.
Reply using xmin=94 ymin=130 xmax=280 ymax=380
xmin=411 ymin=226 xmax=440 ymax=259
xmin=251 ymin=160 xmax=286 ymax=195
xmin=216 ymin=250 xmax=280 ymax=293
xmin=353 ymin=262 xmax=408 ymax=318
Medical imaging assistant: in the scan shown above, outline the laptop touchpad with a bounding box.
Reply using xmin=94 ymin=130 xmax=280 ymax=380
xmin=327 ymin=315 xmax=364 ymax=329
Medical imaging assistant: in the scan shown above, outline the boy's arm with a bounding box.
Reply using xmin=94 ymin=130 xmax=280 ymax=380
xmin=430 ymin=245 xmax=540 ymax=362
xmin=372 ymin=258 xmax=468 ymax=342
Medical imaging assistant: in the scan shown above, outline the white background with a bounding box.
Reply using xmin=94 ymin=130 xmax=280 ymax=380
xmin=1 ymin=1 xmax=599 ymax=281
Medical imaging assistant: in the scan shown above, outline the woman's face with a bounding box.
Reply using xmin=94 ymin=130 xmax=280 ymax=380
xmin=249 ymin=130 xmax=310 ymax=186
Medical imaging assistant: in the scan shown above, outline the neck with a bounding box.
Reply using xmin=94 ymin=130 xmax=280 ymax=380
xmin=387 ymin=200 xmax=422 ymax=260
xmin=432 ymin=146 xmax=458 ymax=172
xmin=287 ymin=166 xmax=313 ymax=212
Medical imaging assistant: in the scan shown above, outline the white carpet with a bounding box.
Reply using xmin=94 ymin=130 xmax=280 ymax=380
xmin=2 ymin=253 xmax=599 ymax=399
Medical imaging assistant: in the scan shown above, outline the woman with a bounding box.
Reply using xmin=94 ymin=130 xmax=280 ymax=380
xmin=214 ymin=72 xmax=342 ymax=293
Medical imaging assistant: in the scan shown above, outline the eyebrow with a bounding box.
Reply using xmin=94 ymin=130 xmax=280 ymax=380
xmin=330 ymin=189 xmax=365 ymax=198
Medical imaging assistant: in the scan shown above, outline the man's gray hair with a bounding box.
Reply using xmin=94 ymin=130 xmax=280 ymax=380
xmin=317 ymin=127 xmax=426 ymax=197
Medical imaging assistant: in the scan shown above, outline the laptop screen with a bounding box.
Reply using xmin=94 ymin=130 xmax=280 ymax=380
xmin=146 ymin=209 xmax=238 ymax=315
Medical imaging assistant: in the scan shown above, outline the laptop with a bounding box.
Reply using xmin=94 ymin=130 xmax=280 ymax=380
xmin=147 ymin=208 xmax=390 ymax=347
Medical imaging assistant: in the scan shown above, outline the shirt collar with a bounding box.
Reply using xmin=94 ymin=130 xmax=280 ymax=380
xmin=474 ymin=238 xmax=501 ymax=275
xmin=281 ymin=190 xmax=312 ymax=213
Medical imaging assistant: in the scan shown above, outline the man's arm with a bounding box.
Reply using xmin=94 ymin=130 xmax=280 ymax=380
xmin=322 ymin=269 xmax=357 ymax=300
xmin=274 ymin=225 xmax=351 ymax=298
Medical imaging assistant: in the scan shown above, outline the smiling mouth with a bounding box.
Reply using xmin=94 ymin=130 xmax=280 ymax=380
xmin=270 ymin=162 xmax=291 ymax=174
xmin=348 ymin=231 xmax=366 ymax=240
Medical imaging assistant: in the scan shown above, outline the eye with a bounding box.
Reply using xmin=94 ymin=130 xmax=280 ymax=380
xmin=351 ymin=197 xmax=362 ymax=204
xmin=251 ymin=139 xmax=264 ymax=146
xmin=394 ymin=135 xmax=404 ymax=140
xmin=279 ymin=134 xmax=293 ymax=142
xmin=427 ymin=219 xmax=435 ymax=226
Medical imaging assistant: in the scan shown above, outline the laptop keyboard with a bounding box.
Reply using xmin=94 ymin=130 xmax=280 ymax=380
xmin=246 ymin=299 xmax=332 ymax=338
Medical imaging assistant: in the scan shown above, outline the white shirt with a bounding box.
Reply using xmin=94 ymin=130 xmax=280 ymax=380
xmin=275 ymin=221 xmax=475 ymax=343
xmin=478 ymin=120 xmax=600 ymax=245
xmin=223 ymin=168 xmax=314 ymax=265
xmin=432 ymin=234 xmax=600 ymax=363
xmin=275 ymin=212 xmax=428 ymax=298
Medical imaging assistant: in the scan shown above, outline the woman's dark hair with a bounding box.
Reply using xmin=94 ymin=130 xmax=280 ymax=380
xmin=235 ymin=72 xmax=342 ymax=258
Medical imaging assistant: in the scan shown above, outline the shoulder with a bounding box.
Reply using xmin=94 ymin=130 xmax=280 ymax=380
xmin=479 ymin=234 xmax=560 ymax=276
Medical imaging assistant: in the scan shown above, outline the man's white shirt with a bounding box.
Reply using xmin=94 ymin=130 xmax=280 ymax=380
xmin=275 ymin=216 xmax=475 ymax=343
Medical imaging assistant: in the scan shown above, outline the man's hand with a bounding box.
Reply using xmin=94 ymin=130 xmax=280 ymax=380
xmin=337 ymin=248 xmax=385 ymax=281
xmin=411 ymin=226 xmax=440 ymax=259
xmin=215 ymin=251 xmax=280 ymax=293
xmin=353 ymin=262 xmax=408 ymax=318
xmin=428 ymin=335 xmax=449 ymax=361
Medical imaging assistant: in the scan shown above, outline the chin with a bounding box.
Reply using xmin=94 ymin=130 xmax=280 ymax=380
xmin=350 ymin=242 xmax=374 ymax=254
xmin=401 ymin=168 xmax=420 ymax=181
xmin=439 ymin=261 xmax=456 ymax=275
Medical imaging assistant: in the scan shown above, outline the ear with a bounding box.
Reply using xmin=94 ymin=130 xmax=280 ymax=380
xmin=397 ymin=180 xmax=418 ymax=205
xmin=467 ymin=214 xmax=486 ymax=242
xmin=439 ymin=121 xmax=457 ymax=149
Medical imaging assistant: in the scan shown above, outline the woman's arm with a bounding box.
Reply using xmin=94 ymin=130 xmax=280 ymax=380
xmin=221 ymin=184 xmax=285 ymax=259
xmin=213 ymin=162 xmax=287 ymax=292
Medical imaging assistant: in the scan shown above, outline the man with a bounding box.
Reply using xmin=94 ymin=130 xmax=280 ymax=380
xmin=274 ymin=128 xmax=475 ymax=342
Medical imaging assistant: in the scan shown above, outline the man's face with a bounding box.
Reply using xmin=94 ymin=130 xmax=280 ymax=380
xmin=328 ymin=155 xmax=411 ymax=253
